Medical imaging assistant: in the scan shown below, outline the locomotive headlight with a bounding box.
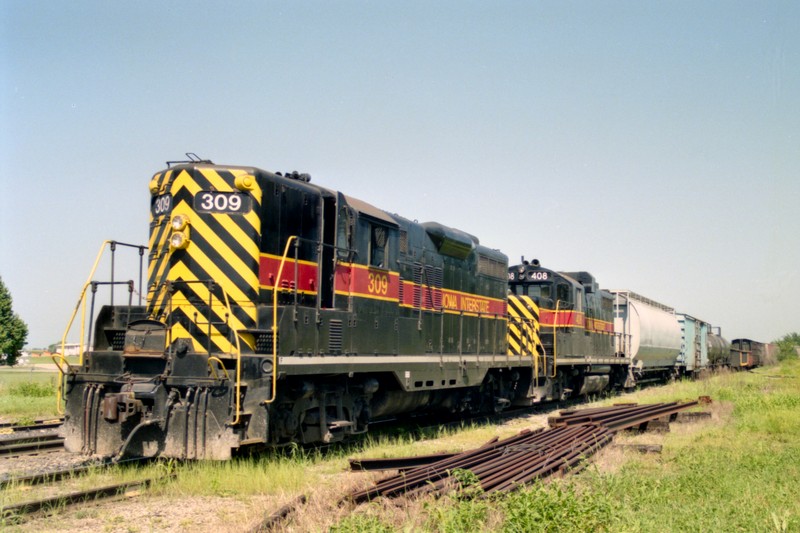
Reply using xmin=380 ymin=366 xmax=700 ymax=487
xmin=170 ymin=231 xmax=190 ymax=250
xmin=171 ymin=214 xmax=190 ymax=231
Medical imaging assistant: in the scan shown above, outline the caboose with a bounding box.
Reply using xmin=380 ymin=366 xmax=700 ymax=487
xmin=61 ymin=158 xmax=536 ymax=459
xmin=729 ymin=338 xmax=778 ymax=369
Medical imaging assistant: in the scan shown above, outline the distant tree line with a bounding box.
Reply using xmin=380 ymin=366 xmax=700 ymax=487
xmin=776 ymin=332 xmax=800 ymax=362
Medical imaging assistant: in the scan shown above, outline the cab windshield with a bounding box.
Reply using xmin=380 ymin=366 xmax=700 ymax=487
xmin=511 ymin=282 xmax=553 ymax=306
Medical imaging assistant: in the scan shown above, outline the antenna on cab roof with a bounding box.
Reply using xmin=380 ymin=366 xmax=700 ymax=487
xmin=166 ymin=153 xmax=214 ymax=168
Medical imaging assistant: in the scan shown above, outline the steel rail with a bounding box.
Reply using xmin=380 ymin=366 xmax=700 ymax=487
xmin=345 ymin=399 xmax=707 ymax=502
xmin=0 ymin=418 xmax=64 ymax=433
xmin=602 ymin=401 xmax=700 ymax=431
xmin=248 ymin=495 xmax=308 ymax=533
xmin=0 ymin=475 xmax=172 ymax=518
xmin=0 ymin=457 xmax=151 ymax=489
xmin=0 ymin=464 xmax=96 ymax=489
xmin=548 ymin=403 xmax=675 ymax=426
xmin=548 ymin=401 xmax=702 ymax=429
xmin=0 ymin=435 xmax=65 ymax=457
xmin=349 ymin=452 xmax=460 ymax=472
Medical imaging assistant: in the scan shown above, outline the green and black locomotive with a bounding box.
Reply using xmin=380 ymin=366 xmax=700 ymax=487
xmin=61 ymin=159 xmax=536 ymax=459
xmin=507 ymin=259 xmax=630 ymax=402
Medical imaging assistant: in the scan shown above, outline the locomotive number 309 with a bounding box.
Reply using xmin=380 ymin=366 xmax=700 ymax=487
xmin=194 ymin=192 xmax=252 ymax=214
xmin=367 ymin=272 xmax=389 ymax=296
xmin=152 ymin=194 xmax=172 ymax=216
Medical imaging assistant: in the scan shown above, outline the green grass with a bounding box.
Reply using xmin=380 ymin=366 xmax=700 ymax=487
xmin=162 ymin=449 xmax=327 ymax=497
xmin=330 ymin=361 xmax=800 ymax=532
xmin=160 ymin=423 xmax=496 ymax=499
xmin=0 ymin=370 xmax=61 ymax=421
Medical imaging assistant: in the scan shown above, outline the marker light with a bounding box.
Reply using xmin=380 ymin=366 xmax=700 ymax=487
xmin=235 ymin=175 xmax=256 ymax=191
xmin=170 ymin=231 xmax=189 ymax=250
xmin=149 ymin=178 xmax=161 ymax=194
xmin=171 ymin=214 xmax=190 ymax=231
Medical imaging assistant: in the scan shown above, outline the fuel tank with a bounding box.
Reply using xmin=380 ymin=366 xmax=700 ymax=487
xmin=611 ymin=290 xmax=682 ymax=370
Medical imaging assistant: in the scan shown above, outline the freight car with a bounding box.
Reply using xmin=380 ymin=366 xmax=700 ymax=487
xmin=730 ymin=338 xmax=779 ymax=369
xmin=610 ymin=290 xmax=683 ymax=382
xmin=60 ymin=158 xmax=543 ymax=459
xmin=707 ymin=328 xmax=731 ymax=369
xmin=676 ymin=314 xmax=710 ymax=377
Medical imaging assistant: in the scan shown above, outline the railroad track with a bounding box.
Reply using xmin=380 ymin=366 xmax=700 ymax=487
xmin=1 ymin=477 xmax=167 ymax=519
xmin=1 ymin=462 xmax=97 ymax=489
xmin=0 ymin=418 xmax=64 ymax=434
xmin=0 ymin=458 xmax=169 ymax=520
xmin=0 ymin=433 xmax=65 ymax=458
xmin=250 ymin=393 xmax=618 ymax=461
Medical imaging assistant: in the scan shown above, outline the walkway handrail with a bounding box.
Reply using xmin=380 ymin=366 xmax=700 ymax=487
xmin=531 ymin=318 xmax=539 ymax=380
xmin=267 ymin=236 xmax=298 ymax=405
xmin=552 ymin=300 xmax=560 ymax=378
xmin=56 ymin=241 xmax=113 ymax=414
xmin=56 ymin=240 xmax=148 ymax=414
xmin=216 ymin=288 xmax=244 ymax=426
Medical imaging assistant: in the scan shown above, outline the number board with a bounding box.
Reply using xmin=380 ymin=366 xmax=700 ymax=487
xmin=527 ymin=271 xmax=549 ymax=281
xmin=152 ymin=194 xmax=173 ymax=217
xmin=194 ymin=192 xmax=252 ymax=214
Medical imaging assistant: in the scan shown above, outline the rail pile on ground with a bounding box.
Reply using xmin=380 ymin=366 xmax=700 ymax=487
xmin=547 ymin=399 xmax=702 ymax=431
xmin=345 ymin=399 xmax=704 ymax=503
xmin=346 ymin=424 xmax=612 ymax=504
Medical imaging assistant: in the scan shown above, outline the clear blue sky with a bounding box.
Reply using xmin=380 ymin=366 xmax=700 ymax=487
xmin=2 ymin=1 xmax=798 ymax=348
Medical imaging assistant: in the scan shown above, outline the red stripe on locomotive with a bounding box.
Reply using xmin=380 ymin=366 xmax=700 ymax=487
xmin=335 ymin=264 xmax=400 ymax=301
xmin=259 ymin=255 xmax=320 ymax=293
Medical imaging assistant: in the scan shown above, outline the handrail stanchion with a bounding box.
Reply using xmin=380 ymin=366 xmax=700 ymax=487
xmin=219 ymin=290 xmax=243 ymax=425
xmin=267 ymin=236 xmax=298 ymax=406
xmin=552 ymin=300 xmax=560 ymax=378
xmin=55 ymin=240 xmax=147 ymax=415
xmin=55 ymin=241 xmax=112 ymax=414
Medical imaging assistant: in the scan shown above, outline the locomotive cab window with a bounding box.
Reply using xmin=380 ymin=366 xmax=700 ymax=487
xmin=337 ymin=206 xmax=355 ymax=260
xmin=370 ymin=223 xmax=388 ymax=268
xmin=514 ymin=282 xmax=553 ymax=307
xmin=556 ymin=283 xmax=573 ymax=308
